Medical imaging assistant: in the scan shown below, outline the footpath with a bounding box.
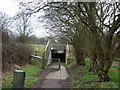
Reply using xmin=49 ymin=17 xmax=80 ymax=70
xmin=33 ymin=63 xmax=69 ymax=88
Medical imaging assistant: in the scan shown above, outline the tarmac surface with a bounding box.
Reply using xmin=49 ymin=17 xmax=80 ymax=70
xmin=41 ymin=64 xmax=69 ymax=88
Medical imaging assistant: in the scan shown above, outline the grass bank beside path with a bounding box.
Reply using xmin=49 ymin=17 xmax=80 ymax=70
xmin=2 ymin=61 xmax=42 ymax=88
xmin=22 ymin=61 xmax=42 ymax=87
xmin=2 ymin=44 xmax=46 ymax=88
xmin=67 ymin=59 xmax=119 ymax=88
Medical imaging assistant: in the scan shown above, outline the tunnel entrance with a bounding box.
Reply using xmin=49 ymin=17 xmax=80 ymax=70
xmin=51 ymin=50 xmax=66 ymax=62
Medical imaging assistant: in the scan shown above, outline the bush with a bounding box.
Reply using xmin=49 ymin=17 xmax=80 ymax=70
xmin=1 ymin=12 xmax=33 ymax=72
xmin=2 ymin=42 xmax=33 ymax=72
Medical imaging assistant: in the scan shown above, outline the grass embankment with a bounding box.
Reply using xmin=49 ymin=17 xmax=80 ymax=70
xmin=22 ymin=61 xmax=42 ymax=87
xmin=2 ymin=61 xmax=42 ymax=88
xmin=30 ymin=44 xmax=46 ymax=56
xmin=67 ymin=60 xmax=119 ymax=88
xmin=2 ymin=44 xmax=46 ymax=88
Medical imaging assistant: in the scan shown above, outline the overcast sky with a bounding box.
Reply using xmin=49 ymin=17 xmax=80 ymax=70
xmin=0 ymin=0 xmax=49 ymax=37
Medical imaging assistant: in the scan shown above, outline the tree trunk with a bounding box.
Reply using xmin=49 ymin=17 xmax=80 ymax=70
xmin=74 ymin=47 xmax=86 ymax=65
xmin=97 ymin=58 xmax=112 ymax=82
xmin=89 ymin=50 xmax=98 ymax=72
xmin=89 ymin=58 xmax=98 ymax=72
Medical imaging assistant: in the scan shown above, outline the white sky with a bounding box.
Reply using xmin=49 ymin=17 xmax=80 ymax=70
xmin=0 ymin=0 xmax=19 ymax=17
xmin=0 ymin=0 xmax=49 ymax=37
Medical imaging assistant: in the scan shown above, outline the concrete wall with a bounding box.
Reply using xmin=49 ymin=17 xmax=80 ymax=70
xmin=45 ymin=40 xmax=69 ymax=65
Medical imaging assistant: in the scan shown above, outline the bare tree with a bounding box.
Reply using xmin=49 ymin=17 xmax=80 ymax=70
xmin=17 ymin=1 xmax=120 ymax=82
xmin=13 ymin=11 xmax=33 ymax=43
xmin=42 ymin=2 xmax=90 ymax=65
xmin=0 ymin=12 xmax=13 ymax=43
xmin=1 ymin=12 xmax=33 ymax=72
xmin=77 ymin=2 xmax=120 ymax=81
xmin=42 ymin=2 xmax=120 ymax=81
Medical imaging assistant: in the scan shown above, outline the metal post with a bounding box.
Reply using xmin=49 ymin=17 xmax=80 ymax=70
xmin=13 ymin=70 xmax=25 ymax=88
xmin=58 ymin=59 xmax=61 ymax=69
xmin=42 ymin=59 xmax=45 ymax=69
xmin=42 ymin=52 xmax=45 ymax=69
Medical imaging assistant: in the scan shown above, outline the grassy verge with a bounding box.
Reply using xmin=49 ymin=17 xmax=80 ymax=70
xmin=67 ymin=59 xmax=76 ymax=68
xmin=112 ymin=65 xmax=120 ymax=69
xmin=22 ymin=61 xmax=42 ymax=87
xmin=67 ymin=60 xmax=119 ymax=88
xmin=2 ymin=44 xmax=45 ymax=88
xmin=30 ymin=44 xmax=46 ymax=56
xmin=2 ymin=60 xmax=42 ymax=88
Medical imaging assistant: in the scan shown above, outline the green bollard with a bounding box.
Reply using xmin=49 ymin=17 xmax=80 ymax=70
xmin=13 ymin=70 xmax=25 ymax=88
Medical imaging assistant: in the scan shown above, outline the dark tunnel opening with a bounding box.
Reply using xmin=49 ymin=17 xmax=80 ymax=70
xmin=51 ymin=50 xmax=66 ymax=62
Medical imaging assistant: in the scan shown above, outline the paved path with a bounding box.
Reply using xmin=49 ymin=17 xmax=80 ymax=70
xmin=41 ymin=63 xmax=69 ymax=88
xmin=41 ymin=79 xmax=63 ymax=88
xmin=46 ymin=65 xmax=68 ymax=80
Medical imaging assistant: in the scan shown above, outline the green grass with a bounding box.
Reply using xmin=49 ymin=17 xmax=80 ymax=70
xmin=68 ymin=65 xmax=99 ymax=88
xmin=67 ymin=59 xmax=76 ymax=68
xmin=22 ymin=61 xmax=42 ymax=87
xmin=109 ymin=69 xmax=120 ymax=87
xmin=67 ymin=59 xmax=119 ymax=88
xmin=85 ymin=60 xmax=91 ymax=66
xmin=85 ymin=60 xmax=119 ymax=83
xmin=2 ymin=44 xmax=45 ymax=88
xmin=2 ymin=74 xmax=13 ymax=88
xmin=2 ymin=61 xmax=42 ymax=88
xmin=30 ymin=44 xmax=46 ymax=56
xmin=81 ymin=72 xmax=98 ymax=82
xmin=112 ymin=64 xmax=120 ymax=69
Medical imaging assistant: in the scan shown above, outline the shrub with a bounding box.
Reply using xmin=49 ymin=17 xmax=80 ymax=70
xmin=2 ymin=42 xmax=33 ymax=72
